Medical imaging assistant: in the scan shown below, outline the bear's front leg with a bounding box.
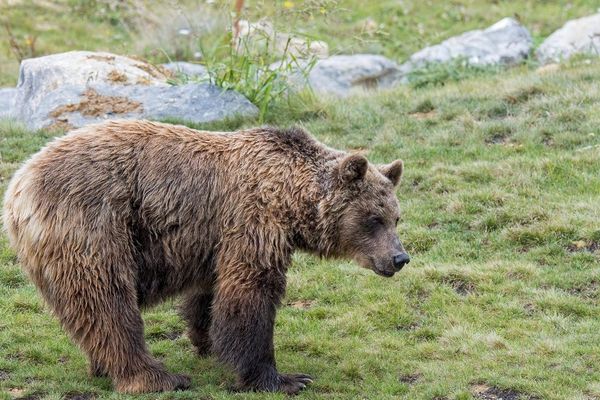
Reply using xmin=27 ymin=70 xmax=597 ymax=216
xmin=209 ymin=266 xmax=312 ymax=394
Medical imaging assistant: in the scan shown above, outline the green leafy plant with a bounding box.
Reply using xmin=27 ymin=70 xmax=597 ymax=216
xmin=199 ymin=29 xmax=317 ymax=122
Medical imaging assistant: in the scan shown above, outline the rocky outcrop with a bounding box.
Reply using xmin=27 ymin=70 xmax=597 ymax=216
xmin=399 ymin=18 xmax=532 ymax=78
xmin=9 ymin=51 xmax=257 ymax=130
xmin=536 ymin=14 xmax=600 ymax=64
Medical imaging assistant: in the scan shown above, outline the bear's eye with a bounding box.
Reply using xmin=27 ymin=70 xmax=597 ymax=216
xmin=395 ymin=217 xmax=400 ymax=226
xmin=365 ymin=215 xmax=384 ymax=232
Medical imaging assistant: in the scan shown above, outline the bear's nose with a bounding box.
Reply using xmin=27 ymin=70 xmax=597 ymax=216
xmin=393 ymin=253 xmax=410 ymax=270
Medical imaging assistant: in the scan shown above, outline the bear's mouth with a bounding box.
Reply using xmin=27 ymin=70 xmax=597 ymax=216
xmin=373 ymin=266 xmax=395 ymax=277
xmin=368 ymin=256 xmax=396 ymax=278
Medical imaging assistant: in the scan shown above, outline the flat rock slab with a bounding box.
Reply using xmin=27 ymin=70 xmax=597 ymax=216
xmin=399 ymin=17 xmax=532 ymax=78
xmin=14 ymin=51 xmax=173 ymax=122
xmin=282 ymin=54 xmax=401 ymax=97
xmin=536 ymin=13 xmax=600 ymax=64
xmin=0 ymin=88 xmax=17 ymax=119
xmin=31 ymin=83 xmax=258 ymax=131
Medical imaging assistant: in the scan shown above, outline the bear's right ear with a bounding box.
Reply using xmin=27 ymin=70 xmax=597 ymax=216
xmin=339 ymin=154 xmax=368 ymax=183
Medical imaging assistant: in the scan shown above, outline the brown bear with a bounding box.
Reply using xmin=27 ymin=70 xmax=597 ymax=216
xmin=3 ymin=120 xmax=409 ymax=395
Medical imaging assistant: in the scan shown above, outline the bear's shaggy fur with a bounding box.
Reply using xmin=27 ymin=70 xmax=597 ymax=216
xmin=3 ymin=120 xmax=407 ymax=394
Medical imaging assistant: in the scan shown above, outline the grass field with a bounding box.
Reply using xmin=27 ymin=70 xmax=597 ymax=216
xmin=1 ymin=1 xmax=600 ymax=400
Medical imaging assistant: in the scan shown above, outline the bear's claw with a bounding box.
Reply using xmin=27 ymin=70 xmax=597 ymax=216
xmin=279 ymin=373 xmax=313 ymax=395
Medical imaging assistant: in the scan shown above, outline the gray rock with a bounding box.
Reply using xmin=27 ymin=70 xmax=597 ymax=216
xmin=162 ymin=62 xmax=209 ymax=79
xmin=0 ymin=88 xmax=17 ymax=119
xmin=27 ymin=83 xmax=258 ymax=130
xmin=280 ymin=54 xmax=401 ymax=97
xmin=13 ymin=51 xmax=170 ymax=123
xmin=536 ymin=14 xmax=600 ymax=64
xmin=399 ymin=18 xmax=532 ymax=78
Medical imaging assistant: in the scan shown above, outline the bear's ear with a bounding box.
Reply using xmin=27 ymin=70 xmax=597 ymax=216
xmin=379 ymin=160 xmax=404 ymax=186
xmin=339 ymin=154 xmax=368 ymax=183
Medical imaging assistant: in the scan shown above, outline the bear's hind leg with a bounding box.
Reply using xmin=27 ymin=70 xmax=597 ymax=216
xmin=181 ymin=291 xmax=213 ymax=356
xmin=45 ymin=257 xmax=191 ymax=394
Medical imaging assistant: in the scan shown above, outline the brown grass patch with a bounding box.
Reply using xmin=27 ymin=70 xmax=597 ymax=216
xmin=287 ymin=299 xmax=315 ymax=310
xmin=472 ymin=383 xmax=538 ymax=400
xmin=567 ymin=240 xmax=599 ymax=253
xmin=399 ymin=372 xmax=421 ymax=385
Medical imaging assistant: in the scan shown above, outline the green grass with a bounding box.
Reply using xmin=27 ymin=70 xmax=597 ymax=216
xmin=1 ymin=52 xmax=600 ymax=399
xmin=2 ymin=1 xmax=600 ymax=399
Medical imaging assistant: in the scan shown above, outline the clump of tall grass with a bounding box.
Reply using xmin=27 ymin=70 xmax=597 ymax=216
xmin=200 ymin=31 xmax=317 ymax=122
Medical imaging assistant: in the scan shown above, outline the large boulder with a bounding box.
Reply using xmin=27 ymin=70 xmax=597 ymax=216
xmin=399 ymin=17 xmax=532 ymax=78
xmin=12 ymin=51 xmax=257 ymax=130
xmin=282 ymin=54 xmax=401 ymax=97
xmin=536 ymin=14 xmax=600 ymax=64
xmin=13 ymin=51 xmax=172 ymax=122
xmin=26 ymin=83 xmax=257 ymax=131
xmin=0 ymin=88 xmax=17 ymax=119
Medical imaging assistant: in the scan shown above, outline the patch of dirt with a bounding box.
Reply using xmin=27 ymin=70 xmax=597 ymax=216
xmin=86 ymin=55 xmax=115 ymax=63
xmin=9 ymin=388 xmax=25 ymax=397
xmin=441 ymin=274 xmax=475 ymax=296
xmin=523 ymin=302 xmax=536 ymax=316
xmin=0 ymin=369 xmax=9 ymax=380
xmin=50 ymin=88 xmax=142 ymax=120
xmin=485 ymin=133 xmax=511 ymax=145
xmin=399 ymin=372 xmax=421 ymax=384
xmin=147 ymin=330 xmax=183 ymax=341
xmin=410 ymin=110 xmax=437 ymax=120
xmin=396 ymin=321 xmax=419 ymax=331
xmin=472 ymin=383 xmax=537 ymax=400
xmin=287 ymin=299 xmax=314 ymax=310
xmin=64 ymin=391 xmax=96 ymax=400
xmin=10 ymin=388 xmax=44 ymax=400
xmin=567 ymin=240 xmax=599 ymax=253
xmin=107 ymin=69 xmax=128 ymax=84
xmin=504 ymin=86 xmax=544 ymax=105
xmin=568 ymin=280 xmax=599 ymax=299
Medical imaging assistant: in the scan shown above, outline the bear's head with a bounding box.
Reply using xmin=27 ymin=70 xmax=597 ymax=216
xmin=320 ymin=154 xmax=409 ymax=278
